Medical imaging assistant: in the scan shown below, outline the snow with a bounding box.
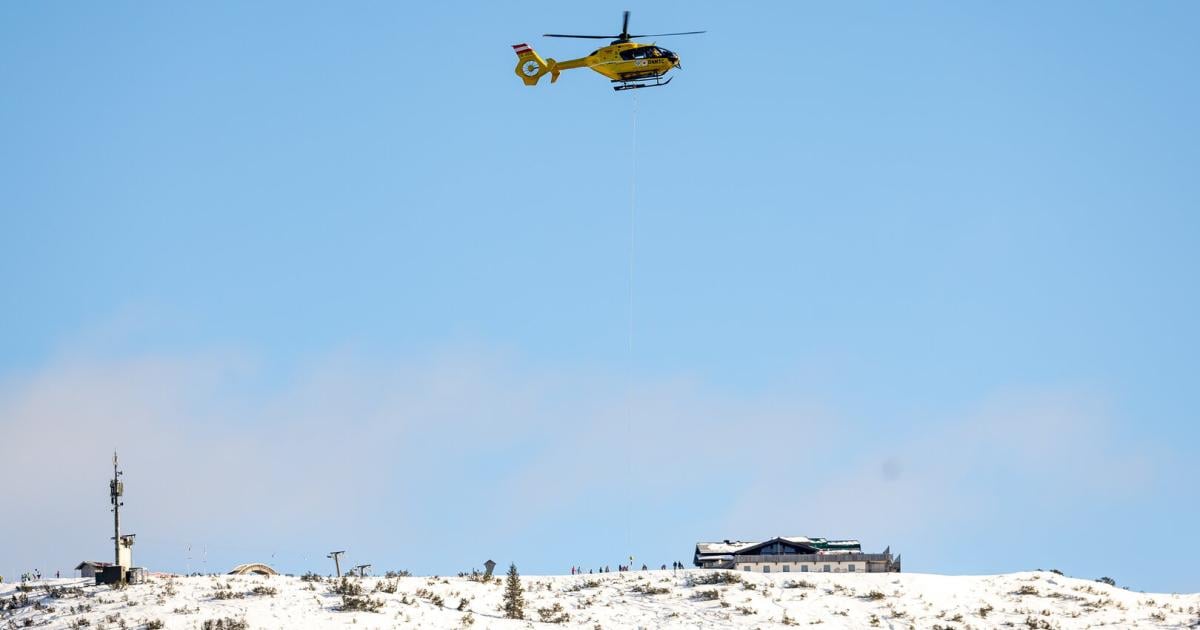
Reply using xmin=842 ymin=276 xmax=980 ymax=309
xmin=3 ymin=570 xmax=1197 ymax=629
xmin=696 ymin=541 xmax=758 ymax=554
xmin=697 ymin=538 xmax=865 ymax=558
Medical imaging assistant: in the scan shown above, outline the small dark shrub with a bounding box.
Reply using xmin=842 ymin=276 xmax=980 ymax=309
xmin=48 ymin=586 xmax=86 ymax=599
xmin=692 ymin=589 xmax=720 ymax=601
xmin=329 ymin=577 xmax=363 ymax=596
xmin=566 ymin=579 xmax=602 ymax=592
xmin=459 ymin=570 xmax=491 ymax=582
xmin=201 ymin=618 xmax=249 ymax=630
xmin=337 ymin=595 xmax=384 ymax=613
xmin=537 ymin=602 xmax=570 ymax=623
xmin=631 ymin=583 xmax=670 ymax=595
xmin=690 ymin=571 xmax=742 ymax=586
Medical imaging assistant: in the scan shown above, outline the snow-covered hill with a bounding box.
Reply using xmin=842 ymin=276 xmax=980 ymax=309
xmin=3 ymin=569 xmax=1197 ymax=629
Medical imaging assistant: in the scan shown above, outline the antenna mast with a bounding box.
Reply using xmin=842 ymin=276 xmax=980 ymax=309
xmin=111 ymin=451 xmax=124 ymax=574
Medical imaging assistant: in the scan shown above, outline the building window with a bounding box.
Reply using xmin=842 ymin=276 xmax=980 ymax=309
xmin=848 ymin=564 xmax=856 ymax=572
xmin=763 ymin=566 xmax=771 ymax=573
xmin=743 ymin=566 xmax=750 ymax=571
xmin=761 ymin=543 xmax=783 ymax=555
xmin=801 ymin=565 xmax=809 ymax=572
xmin=782 ymin=565 xmax=791 ymax=573
xmin=823 ymin=565 xmax=831 ymax=573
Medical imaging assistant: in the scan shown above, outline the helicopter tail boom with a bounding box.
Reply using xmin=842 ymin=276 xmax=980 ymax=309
xmin=512 ymin=43 xmax=556 ymax=86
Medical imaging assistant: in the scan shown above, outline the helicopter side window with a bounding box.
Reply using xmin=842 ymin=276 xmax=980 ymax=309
xmin=620 ymin=46 xmax=654 ymax=61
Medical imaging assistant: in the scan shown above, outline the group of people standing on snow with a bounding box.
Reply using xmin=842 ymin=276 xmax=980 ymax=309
xmin=570 ymin=560 xmax=688 ymax=575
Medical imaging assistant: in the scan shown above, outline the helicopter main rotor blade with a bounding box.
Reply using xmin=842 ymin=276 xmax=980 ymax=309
xmin=621 ymin=11 xmax=631 ymax=38
xmin=628 ymin=31 xmax=707 ymax=38
xmin=543 ymin=33 xmax=621 ymax=39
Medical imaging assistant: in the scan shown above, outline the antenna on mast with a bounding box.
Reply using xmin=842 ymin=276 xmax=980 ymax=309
xmin=110 ymin=451 xmax=124 ymax=583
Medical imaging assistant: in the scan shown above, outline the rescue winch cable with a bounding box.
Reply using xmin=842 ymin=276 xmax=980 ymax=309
xmin=626 ymin=91 xmax=638 ymax=562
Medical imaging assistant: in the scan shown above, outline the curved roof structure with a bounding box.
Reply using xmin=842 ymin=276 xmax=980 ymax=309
xmin=228 ymin=563 xmax=279 ymax=576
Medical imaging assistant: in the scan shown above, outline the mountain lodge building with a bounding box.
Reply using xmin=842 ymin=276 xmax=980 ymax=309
xmin=694 ymin=536 xmax=901 ymax=574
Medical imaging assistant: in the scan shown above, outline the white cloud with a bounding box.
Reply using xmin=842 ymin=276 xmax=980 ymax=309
xmin=0 ymin=350 xmax=1167 ymax=579
xmin=720 ymin=390 xmax=1158 ymax=560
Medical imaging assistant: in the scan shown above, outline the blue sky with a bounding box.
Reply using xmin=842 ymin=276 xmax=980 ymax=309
xmin=2 ymin=2 xmax=1198 ymax=592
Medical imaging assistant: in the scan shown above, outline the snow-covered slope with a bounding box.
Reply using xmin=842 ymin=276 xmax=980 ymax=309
xmin=3 ymin=570 xmax=1197 ymax=629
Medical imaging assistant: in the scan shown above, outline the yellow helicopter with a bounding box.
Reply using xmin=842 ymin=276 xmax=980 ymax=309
xmin=513 ymin=11 xmax=704 ymax=91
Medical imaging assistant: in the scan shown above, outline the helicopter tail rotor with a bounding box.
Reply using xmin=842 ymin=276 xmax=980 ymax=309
xmin=512 ymin=43 xmax=556 ymax=86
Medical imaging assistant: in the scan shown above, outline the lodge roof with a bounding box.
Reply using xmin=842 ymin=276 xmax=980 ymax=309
xmin=695 ymin=536 xmax=863 ymax=557
xmin=75 ymin=561 xmax=114 ymax=570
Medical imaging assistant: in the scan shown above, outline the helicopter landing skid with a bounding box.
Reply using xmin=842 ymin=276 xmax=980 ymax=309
xmin=613 ymin=76 xmax=672 ymax=91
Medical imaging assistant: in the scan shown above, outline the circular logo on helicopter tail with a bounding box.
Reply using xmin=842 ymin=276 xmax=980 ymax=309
xmin=521 ymin=60 xmax=541 ymax=77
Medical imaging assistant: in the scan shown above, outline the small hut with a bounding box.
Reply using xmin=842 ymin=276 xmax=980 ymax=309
xmin=75 ymin=561 xmax=113 ymax=579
